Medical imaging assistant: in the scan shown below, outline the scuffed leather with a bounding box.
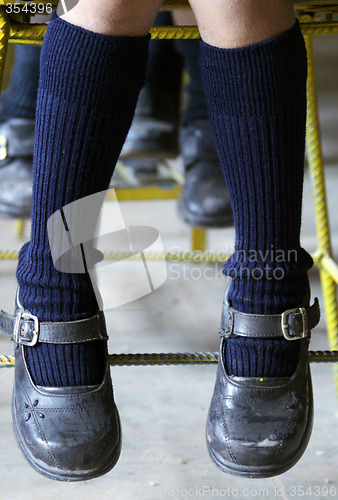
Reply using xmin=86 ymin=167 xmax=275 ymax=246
xmin=121 ymin=86 xmax=179 ymax=160
xmin=178 ymin=120 xmax=233 ymax=228
xmin=206 ymin=338 xmax=313 ymax=476
xmin=0 ymin=118 xmax=34 ymax=218
xmin=10 ymin=292 xmax=121 ymax=481
xmin=0 ymin=118 xmax=35 ymax=157
xmin=13 ymin=345 xmax=121 ymax=480
xmin=206 ymin=284 xmax=315 ymax=477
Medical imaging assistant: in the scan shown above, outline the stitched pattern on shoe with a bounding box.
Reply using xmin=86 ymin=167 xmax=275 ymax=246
xmin=97 ymin=413 xmax=117 ymax=462
xmin=21 ymin=398 xmax=45 ymax=421
xmin=220 ymin=396 xmax=292 ymax=405
xmin=274 ymin=409 xmax=295 ymax=459
xmin=18 ymin=382 xmax=48 ymax=443
xmin=25 ymin=404 xmax=101 ymax=413
xmin=286 ymin=391 xmax=306 ymax=413
xmin=17 ymin=382 xmax=63 ymax=470
xmin=218 ymin=394 xmax=238 ymax=464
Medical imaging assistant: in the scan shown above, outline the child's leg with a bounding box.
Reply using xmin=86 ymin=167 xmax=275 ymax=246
xmin=16 ymin=0 xmax=163 ymax=387
xmin=60 ymin=0 xmax=163 ymax=36
xmin=188 ymin=0 xmax=320 ymax=477
xmin=189 ymin=0 xmax=311 ymax=377
xmin=189 ymin=0 xmax=295 ymax=47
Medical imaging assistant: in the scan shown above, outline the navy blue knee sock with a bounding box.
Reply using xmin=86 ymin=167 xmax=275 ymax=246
xmin=200 ymin=21 xmax=313 ymax=377
xmin=174 ymin=38 xmax=208 ymax=125
xmin=146 ymin=12 xmax=183 ymax=95
xmin=146 ymin=14 xmax=208 ymax=126
xmin=0 ymin=45 xmax=41 ymax=122
xmin=16 ymin=17 xmax=149 ymax=386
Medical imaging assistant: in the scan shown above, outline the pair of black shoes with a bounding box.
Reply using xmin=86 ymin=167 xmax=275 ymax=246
xmin=121 ymin=86 xmax=233 ymax=228
xmin=0 ymin=89 xmax=233 ymax=228
xmin=0 ymin=281 xmax=320 ymax=480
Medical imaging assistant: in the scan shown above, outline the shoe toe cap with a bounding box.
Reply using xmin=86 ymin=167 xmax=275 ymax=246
xmin=207 ymin=390 xmax=310 ymax=470
xmin=14 ymin=397 xmax=121 ymax=478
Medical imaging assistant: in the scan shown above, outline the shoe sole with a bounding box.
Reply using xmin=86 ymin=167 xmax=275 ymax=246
xmin=12 ymin=387 xmax=122 ymax=482
xmin=178 ymin=200 xmax=234 ymax=229
xmin=206 ymin=380 xmax=314 ymax=478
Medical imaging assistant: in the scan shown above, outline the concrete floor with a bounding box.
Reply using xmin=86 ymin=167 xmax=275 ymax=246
xmin=0 ymin=36 xmax=338 ymax=500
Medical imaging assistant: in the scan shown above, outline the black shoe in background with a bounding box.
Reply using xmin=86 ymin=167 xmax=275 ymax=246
xmin=120 ymin=86 xmax=180 ymax=162
xmin=178 ymin=120 xmax=233 ymax=228
xmin=0 ymin=118 xmax=34 ymax=218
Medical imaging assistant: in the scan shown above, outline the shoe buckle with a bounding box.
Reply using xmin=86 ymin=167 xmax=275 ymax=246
xmin=13 ymin=312 xmax=39 ymax=346
xmin=281 ymin=307 xmax=308 ymax=341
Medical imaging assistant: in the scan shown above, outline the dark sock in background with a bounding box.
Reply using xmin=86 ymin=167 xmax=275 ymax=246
xmin=175 ymin=38 xmax=208 ymax=125
xmin=200 ymin=22 xmax=312 ymax=377
xmin=0 ymin=45 xmax=41 ymax=122
xmin=145 ymin=13 xmax=209 ymax=126
xmin=146 ymin=12 xmax=183 ymax=97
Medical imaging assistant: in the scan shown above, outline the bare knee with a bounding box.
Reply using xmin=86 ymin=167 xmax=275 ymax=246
xmin=188 ymin=0 xmax=295 ymax=48
xmin=58 ymin=0 xmax=163 ymax=36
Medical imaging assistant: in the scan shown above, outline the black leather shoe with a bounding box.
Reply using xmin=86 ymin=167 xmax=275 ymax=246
xmin=120 ymin=86 xmax=179 ymax=161
xmin=0 ymin=290 xmax=121 ymax=481
xmin=178 ymin=120 xmax=233 ymax=228
xmin=206 ymin=281 xmax=320 ymax=478
xmin=0 ymin=118 xmax=34 ymax=218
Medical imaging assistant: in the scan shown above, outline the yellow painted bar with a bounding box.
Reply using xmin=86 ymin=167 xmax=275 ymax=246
xmin=191 ymin=228 xmax=207 ymax=252
xmin=4 ymin=22 xmax=338 ymax=47
xmin=320 ymin=255 xmax=338 ymax=284
xmin=14 ymin=219 xmax=25 ymax=239
xmin=111 ymin=185 xmax=182 ymax=201
xmin=0 ymin=8 xmax=9 ymax=91
xmin=305 ymin=36 xmax=338 ymax=392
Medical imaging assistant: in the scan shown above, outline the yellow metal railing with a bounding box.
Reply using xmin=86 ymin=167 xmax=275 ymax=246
xmin=0 ymin=1 xmax=337 ymax=388
xmin=304 ymin=35 xmax=338 ymax=390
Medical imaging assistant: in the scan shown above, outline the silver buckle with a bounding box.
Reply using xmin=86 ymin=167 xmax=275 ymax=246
xmin=281 ymin=307 xmax=308 ymax=341
xmin=13 ymin=312 xmax=39 ymax=346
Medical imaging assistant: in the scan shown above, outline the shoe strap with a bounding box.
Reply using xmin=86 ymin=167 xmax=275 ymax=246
xmin=0 ymin=309 xmax=108 ymax=347
xmin=220 ymin=298 xmax=320 ymax=341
